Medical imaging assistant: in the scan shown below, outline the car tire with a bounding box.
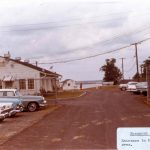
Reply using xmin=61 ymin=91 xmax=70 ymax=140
xmin=27 ymin=102 xmax=38 ymax=112
xmin=10 ymin=113 xmax=17 ymax=117
xmin=0 ymin=118 xmax=4 ymax=122
xmin=142 ymin=92 xmax=147 ymax=96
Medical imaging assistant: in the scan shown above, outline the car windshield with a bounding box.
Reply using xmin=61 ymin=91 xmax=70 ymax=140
xmin=136 ymin=82 xmax=147 ymax=86
xmin=15 ymin=91 xmax=22 ymax=97
xmin=128 ymin=82 xmax=138 ymax=85
xmin=0 ymin=91 xmax=15 ymax=96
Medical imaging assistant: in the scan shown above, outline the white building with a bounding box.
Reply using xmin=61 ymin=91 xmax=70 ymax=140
xmin=61 ymin=79 xmax=79 ymax=91
xmin=0 ymin=53 xmax=61 ymax=95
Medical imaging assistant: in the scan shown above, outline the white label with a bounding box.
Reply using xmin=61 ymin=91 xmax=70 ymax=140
xmin=117 ymin=128 xmax=150 ymax=150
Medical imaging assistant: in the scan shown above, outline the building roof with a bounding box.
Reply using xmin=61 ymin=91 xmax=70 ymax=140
xmin=1 ymin=56 xmax=61 ymax=77
xmin=61 ymin=79 xmax=75 ymax=87
xmin=62 ymin=79 xmax=74 ymax=83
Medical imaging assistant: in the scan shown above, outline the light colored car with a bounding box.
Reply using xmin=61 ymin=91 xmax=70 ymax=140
xmin=119 ymin=84 xmax=127 ymax=91
xmin=136 ymin=82 xmax=147 ymax=96
xmin=0 ymin=98 xmax=23 ymax=117
xmin=0 ymin=111 xmax=6 ymax=122
xmin=0 ymin=89 xmax=47 ymax=112
xmin=126 ymin=82 xmax=138 ymax=92
xmin=0 ymin=103 xmax=8 ymax=121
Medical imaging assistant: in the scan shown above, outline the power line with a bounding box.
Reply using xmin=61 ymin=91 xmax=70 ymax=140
xmin=0 ymin=17 xmax=127 ymax=32
xmin=27 ymin=24 xmax=150 ymax=61
xmin=37 ymin=45 xmax=132 ymax=64
xmin=35 ymin=37 xmax=150 ymax=64
xmin=125 ymin=61 xmax=136 ymax=73
xmin=57 ymin=25 xmax=150 ymax=54
xmin=1 ymin=8 xmax=150 ymax=29
xmin=1 ymin=11 xmax=150 ymax=32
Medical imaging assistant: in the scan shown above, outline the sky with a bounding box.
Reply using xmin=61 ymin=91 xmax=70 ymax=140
xmin=0 ymin=0 xmax=150 ymax=81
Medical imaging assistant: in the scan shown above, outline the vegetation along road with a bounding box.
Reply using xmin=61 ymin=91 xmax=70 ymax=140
xmin=0 ymin=88 xmax=150 ymax=149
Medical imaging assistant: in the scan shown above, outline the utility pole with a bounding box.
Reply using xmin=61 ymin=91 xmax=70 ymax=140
xmin=36 ymin=61 xmax=38 ymax=67
xmin=120 ymin=58 xmax=125 ymax=80
xmin=131 ymin=43 xmax=140 ymax=81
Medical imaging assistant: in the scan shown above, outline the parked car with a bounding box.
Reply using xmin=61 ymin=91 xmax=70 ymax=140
xmin=126 ymin=82 xmax=138 ymax=92
xmin=0 ymin=113 xmax=5 ymax=122
xmin=119 ymin=84 xmax=127 ymax=91
xmin=0 ymin=111 xmax=6 ymax=122
xmin=0 ymin=89 xmax=47 ymax=112
xmin=0 ymin=103 xmax=9 ymax=122
xmin=0 ymin=98 xmax=24 ymax=117
xmin=136 ymin=82 xmax=147 ymax=96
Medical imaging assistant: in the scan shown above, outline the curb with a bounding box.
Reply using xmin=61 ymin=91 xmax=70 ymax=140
xmin=47 ymin=91 xmax=87 ymax=101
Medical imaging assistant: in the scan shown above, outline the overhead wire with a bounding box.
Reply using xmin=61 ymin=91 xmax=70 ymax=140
xmin=32 ymin=37 xmax=150 ymax=64
xmin=0 ymin=10 xmax=150 ymax=32
xmin=0 ymin=17 xmax=128 ymax=32
xmin=34 ymin=45 xmax=132 ymax=64
xmin=1 ymin=8 xmax=150 ymax=29
xmin=125 ymin=57 xmax=136 ymax=73
xmin=27 ymin=23 xmax=150 ymax=62
xmin=55 ymin=24 xmax=150 ymax=54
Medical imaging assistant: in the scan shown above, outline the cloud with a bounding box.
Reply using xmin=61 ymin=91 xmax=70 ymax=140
xmin=0 ymin=0 xmax=150 ymax=80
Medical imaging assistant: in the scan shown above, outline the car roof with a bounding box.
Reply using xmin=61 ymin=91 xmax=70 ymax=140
xmin=0 ymin=89 xmax=17 ymax=92
xmin=128 ymin=82 xmax=138 ymax=84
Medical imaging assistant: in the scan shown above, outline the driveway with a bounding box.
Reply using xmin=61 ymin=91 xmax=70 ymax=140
xmin=0 ymin=89 xmax=150 ymax=149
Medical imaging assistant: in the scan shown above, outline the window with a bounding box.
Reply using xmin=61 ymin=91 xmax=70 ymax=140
xmin=19 ymin=79 xmax=26 ymax=89
xmin=28 ymin=79 xmax=34 ymax=89
xmin=0 ymin=92 xmax=3 ymax=96
xmin=68 ymin=83 xmax=70 ymax=86
xmin=3 ymin=91 xmax=7 ymax=96
xmin=7 ymin=91 xmax=15 ymax=96
xmin=5 ymin=81 xmax=13 ymax=88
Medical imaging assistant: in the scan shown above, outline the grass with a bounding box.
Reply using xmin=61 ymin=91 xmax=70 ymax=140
xmin=82 ymin=85 xmax=118 ymax=91
xmin=44 ymin=90 xmax=84 ymax=100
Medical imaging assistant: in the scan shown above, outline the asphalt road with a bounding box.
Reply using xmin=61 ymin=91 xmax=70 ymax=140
xmin=1 ymin=89 xmax=150 ymax=150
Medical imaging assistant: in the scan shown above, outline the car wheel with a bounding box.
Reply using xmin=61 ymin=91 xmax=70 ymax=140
xmin=142 ymin=92 xmax=147 ymax=96
xmin=27 ymin=102 xmax=38 ymax=112
xmin=10 ymin=113 xmax=17 ymax=117
xmin=0 ymin=118 xmax=4 ymax=122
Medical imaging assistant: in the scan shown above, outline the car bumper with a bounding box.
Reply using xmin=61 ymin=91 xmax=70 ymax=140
xmin=136 ymin=89 xmax=147 ymax=93
xmin=8 ymin=109 xmax=22 ymax=117
xmin=39 ymin=100 xmax=47 ymax=107
xmin=39 ymin=103 xmax=47 ymax=107
xmin=126 ymin=89 xmax=137 ymax=92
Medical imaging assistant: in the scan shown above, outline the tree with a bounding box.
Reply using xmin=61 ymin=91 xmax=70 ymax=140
xmin=100 ymin=58 xmax=122 ymax=84
xmin=139 ymin=58 xmax=150 ymax=81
